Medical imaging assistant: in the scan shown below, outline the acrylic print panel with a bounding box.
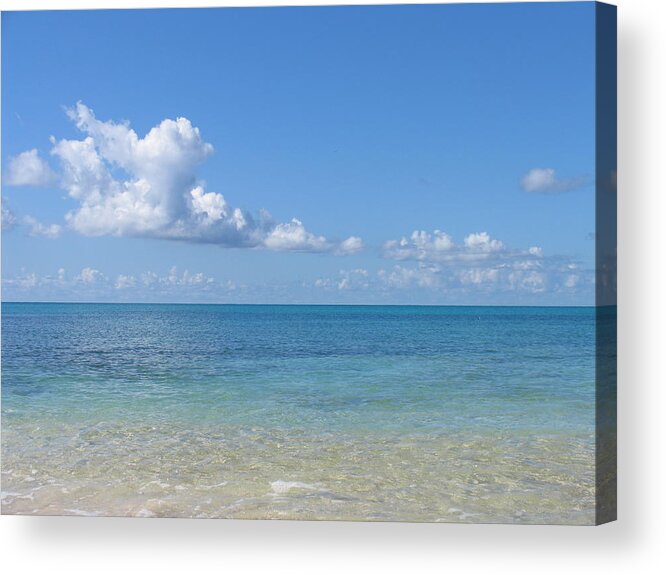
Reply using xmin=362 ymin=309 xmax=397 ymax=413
xmin=0 ymin=2 xmax=616 ymax=525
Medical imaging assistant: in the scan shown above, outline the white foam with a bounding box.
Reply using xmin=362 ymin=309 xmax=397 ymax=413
xmin=136 ymin=508 xmax=156 ymax=518
xmin=270 ymin=480 xmax=319 ymax=494
xmin=447 ymin=507 xmax=479 ymax=520
xmin=64 ymin=508 xmax=100 ymax=517
xmin=140 ymin=480 xmax=170 ymax=490
xmin=16 ymin=493 xmax=35 ymax=501
xmin=0 ymin=491 xmax=21 ymax=502
xmin=199 ymin=481 xmax=228 ymax=490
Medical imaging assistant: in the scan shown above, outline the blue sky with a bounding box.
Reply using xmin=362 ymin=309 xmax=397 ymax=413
xmin=1 ymin=3 xmax=597 ymax=304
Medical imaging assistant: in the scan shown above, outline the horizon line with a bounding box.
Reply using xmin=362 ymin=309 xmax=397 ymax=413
xmin=1 ymin=300 xmax=601 ymax=308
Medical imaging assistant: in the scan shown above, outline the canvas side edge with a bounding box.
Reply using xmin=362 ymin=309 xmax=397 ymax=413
xmin=594 ymin=0 xmax=617 ymax=526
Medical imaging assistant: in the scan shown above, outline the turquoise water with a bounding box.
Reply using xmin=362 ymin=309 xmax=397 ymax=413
xmin=1 ymin=303 xmax=596 ymax=523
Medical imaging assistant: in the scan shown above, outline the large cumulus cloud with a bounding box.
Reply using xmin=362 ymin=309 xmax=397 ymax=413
xmin=24 ymin=102 xmax=361 ymax=253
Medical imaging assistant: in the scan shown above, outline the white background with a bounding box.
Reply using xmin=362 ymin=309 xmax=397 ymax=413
xmin=0 ymin=0 xmax=663 ymax=573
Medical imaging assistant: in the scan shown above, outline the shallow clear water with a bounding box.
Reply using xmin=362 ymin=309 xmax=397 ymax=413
xmin=1 ymin=303 xmax=596 ymax=523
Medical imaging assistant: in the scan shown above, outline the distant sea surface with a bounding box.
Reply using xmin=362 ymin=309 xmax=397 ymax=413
xmin=1 ymin=303 xmax=596 ymax=523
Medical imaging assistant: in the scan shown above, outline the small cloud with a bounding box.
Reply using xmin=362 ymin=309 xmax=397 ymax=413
xmin=383 ymin=230 xmax=454 ymax=261
xmin=509 ymin=270 xmax=547 ymax=293
xmin=2 ymin=198 xmax=17 ymax=231
xmin=23 ymin=215 xmax=62 ymax=239
xmin=528 ymin=246 xmax=543 ymax=257
xmin=521 ymin=167 xmax=588 ymax=193
xmin=378 ymin=264 xmax=440 ymax=289
xmin=159 ymin=266 xmax=214 ymax=286
xmin=2 ymin=265 xmax=220 ymax=301
xmin=3 ymin=271 xmax=40 ymax=289
xmin=4 ymin=149 xmax=57 ymax=187
xmin=458 ymin=267 xmax=499 ymax=285
xmin=314 ymin=268 xmax=369 ymax=291
xmin=383 ymin=229 xmax=505 ymax=262
xmin=463 ymin=232 xmax=504 ymax=253
xmin=337 ymin=236 xmax=364 ymax=255
xmin=76 ymin=267 xmax=104 ymax=284
xmin=263 ymin=218 xmax=330 ymax=252
xmin=337 ymin=268 xmax=368 ymax=290
xmin=564 ymin=274 xmax=579 ymax=289
xmin=141 ymin=271 xmax=159 ymax=286
xmin=115 ymin=274 xmax=136 ymax=289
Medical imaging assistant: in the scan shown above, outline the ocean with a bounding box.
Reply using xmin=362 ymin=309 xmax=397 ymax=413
xmin=1 ymin=303 xmax=596 ymax=523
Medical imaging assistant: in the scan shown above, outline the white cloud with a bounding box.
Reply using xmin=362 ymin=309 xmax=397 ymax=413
xmin=378 ymin=264 xmax=441 ymax=289
xmin=3 ymin=265 xmax=218 ymax=301
xmin=2 ymin=268 xmax=68 ymax=290
xmin=3 ymin=271 xmax=39 ymax=289
xmin=263 ymin=218 xmax=330 ymax=252
xmin=521 ymin=167 xmax=588 ymax=193
xmin=115 ymin=274 xmax=136 ymax=289
xmin=521 ymin=167 xmax=556 ymax=193
xmin=564 ymin=274 xmax=579 ymax=288
xmin=140 ymin=271 xmax=159 ymax=286
xmin=518 ymin=271 xmax=547 ymax=293
xmin=337 ymin=236 xmax=364 ymax=255
xmin=378 ymin=264 xmax=552 ymax=294
xmin=77 ymin=267 xmax=104 ymax=284
xmin=314 ymin=268 xmax=369 ymax=291
xmin=159 ymin=266 xmax=213 ymax=286
xmin=4 ymin=149 xmax=56 ymax=187
xmin=463 ymin=232 xmax=504 ymax=253
xmin=39 ymin=102 xmax=360 ymax=254
xmin=383 ymin=230 xmax=454 ymax=261
xmin=458 ymin=267 xmax=499 ymax=285
xmin=337 ymin=268 xmax=369 ymax=290
xmin=310 ymin=229 xmax=587 ymax=299
xmin=23 ymin=215 xmax=62 ymax=239
xmin=3 ymin=258 xmax=593 ymax=304
xmin=511 ymin=258 xmax=542 ymax=271
xmin=262 ymin=219 xmax=361 ymax=254
xmin=2 ymin=199 xmax=17 ymax=231
xmin=383 ymin=229 xmax=506 ymax=262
